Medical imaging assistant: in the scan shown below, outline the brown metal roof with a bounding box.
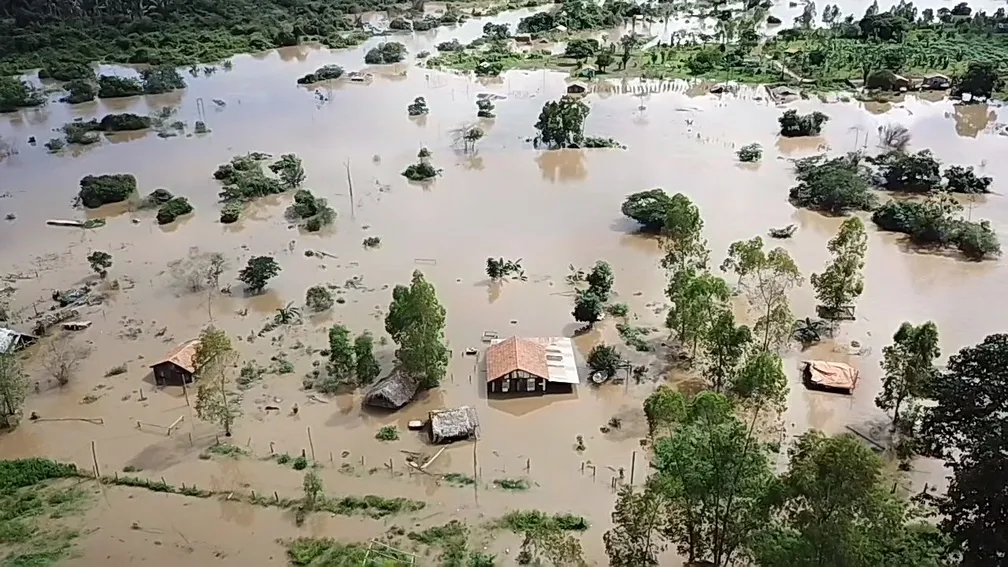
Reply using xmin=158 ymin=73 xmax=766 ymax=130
xmin=152 ymin=338 xmax=200 ymax=373
xmin=486 ymin=336 xmax=548 ymax=382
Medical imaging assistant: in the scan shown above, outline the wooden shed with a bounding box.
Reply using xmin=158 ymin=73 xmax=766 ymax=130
xmin=151 ymin=339 xmax=200 ymax=386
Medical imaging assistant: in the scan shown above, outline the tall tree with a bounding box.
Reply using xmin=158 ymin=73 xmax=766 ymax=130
xmin=651 ymin=391 xmax=774 ymax=565
xmin=750 ymin=431 xmax=947 ymax=567
xmin=664 ymin=270 xmax=731 ymax=358
xmin=724 ymin=238 xmax=802 ymax=351
xmin=572 ymin=288 xmax=604 ymax=327
xmin=700 ymin=309 xmax=753 ymax=393
xmin=320 ymin=324 xmax=355 ymax=393
xmin=0 ymin=351 xmax=28 ymax=428
xmin=660 ymin=193 xmax=708 ymax=274
xmin=384 ymin=270 xmax=449 ymax=389
xmin=875 ymin=321 xmax=939 ymax=432
xmin=533 ymin=95 xmax=589 ymax=148
xmin=643 ymin=385 xmax=686 ymax=438
xmin=238 ymin=255 xmax=280 ymax=294
xmin=586 ymin=260 xmax=614 ymax=300
xmin=193 ymin=327 xmax=241 ymax=436
xmin=810 ymin=217 xmax=868 ymax=318
xmin=604 ymin=483 xmax=670 ymax=566
xmin=353 ymin=331 xmax=380 ymax=386
xmin=918 ymin=334 xmax=1008 ymax=565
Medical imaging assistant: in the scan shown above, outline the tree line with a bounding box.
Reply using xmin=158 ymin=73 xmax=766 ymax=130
xmin=606 ymin=189 xmax=1006 ymax=565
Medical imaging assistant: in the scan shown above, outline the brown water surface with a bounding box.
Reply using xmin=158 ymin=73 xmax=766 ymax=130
xmin=2 ymin=7 xmax=1007 ymax=565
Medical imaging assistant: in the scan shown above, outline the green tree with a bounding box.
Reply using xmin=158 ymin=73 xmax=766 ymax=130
xmin=651 ymin=391 xmax=774 ymax=565
xmin=720 ymin=236 xmax=763 ymax=287
xmin=238 ymin=255 xmax=280 ymax=294
xmin=725 ymin=238 xmax=802 ymax=351
xmin=701 ymin=309 xmax=753 ymax=393
xmin=875 ymin=321 xmax=939 ymax=433
xmin=621 ymin=188 xmax=673 ymax=233
xmin=586 ymin=260 xmax=614 ymax=300
xmin=268 ymin=153 xmax=305 ymax=188
xmin=604 ymin=484 xmax=669 ymax=566
xmin=587 ymin=343 xmax=621 ymax=377
xmin=810 ymin=216 xmax=868 ymax=318
xmin=305 ymin=285 xmax=334 ymax=312
xmin=643 ymin=385 xmax=685 ymax=438
xmin=750 ymin=431 xmax=947 ymax=567
xmin=952 ymin=61 xmax=1002 ymax=100
xmin=87 ymin=250 xmax=112 ymax=278
xmin=324 ymin=324 xmax=355 ymax=391
xmin=572 ymin=288 xmax=604 ymax=327
xmin=660 ymin=193 xmax=708 ymax=273
xmin=302 ymin=470 xmax=323 ymax=510
xmin=193 ymin=327 xmax=241 ymax=436
xmin=664 ymin=270 xmax=730 ymax=358
xmin=918 ymin=334 xmax=1008 ymax=565
xmin=384 ymin=270 xmax=449 ymax=389
xmin=788 ymin=153 xmax=877 ymax=214
xmin=533 ymin=95 xmax=590 ymax=149
xmin=353 ymin=331 xmax=380 ymax=386
xmin=0 ymin=351 xmax=28 ymax=428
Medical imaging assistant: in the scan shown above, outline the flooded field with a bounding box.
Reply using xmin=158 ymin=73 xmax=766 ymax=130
xmin=2 ymin=2 xmax=1007 ymax=565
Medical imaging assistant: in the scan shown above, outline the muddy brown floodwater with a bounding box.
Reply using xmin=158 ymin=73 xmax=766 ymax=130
xmin=1 ymin=3 xmax=1008 ymax=565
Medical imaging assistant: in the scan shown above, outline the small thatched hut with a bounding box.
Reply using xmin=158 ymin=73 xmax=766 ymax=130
xmin=428 ymin=406 xmax=479 ymax=444
xmin=363 ymin=371 xmax=419 ymax=410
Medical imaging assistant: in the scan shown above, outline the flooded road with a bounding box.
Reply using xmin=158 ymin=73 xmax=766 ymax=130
xmin=2 ymin=2 xmax=1007 ymax=565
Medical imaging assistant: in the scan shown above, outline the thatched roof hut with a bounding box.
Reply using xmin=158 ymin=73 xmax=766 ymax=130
xmin=363 ymin=371 xmax=419 ymax=410
xmin=428 ymin=406 xmax=479 ymax=444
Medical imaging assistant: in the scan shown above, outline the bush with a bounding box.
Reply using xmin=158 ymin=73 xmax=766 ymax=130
xmin=156 ymin=196 xmax=193 ymax=224
xmin=79 ymin=174 xmax=137 ymax=208
xmin=141 ymin=65 xmax=186 ymax=94
xmin=306 ymin=285 xmax=334 ymax=311
xmin=97 ymin=75 xmax=144 ymax=98
xmin=61 ymin=79 xmax=96 ymax=104
xmin=871 ymin=194 xmax=1000 ymax=259
xmin=45 ymin=137 xmax=65 ymax=152
xmin=737 ymin=143 xmax=762 ymax=163
xmin=0 ymin=77 xmax=45 ymax=112
xmin=139 ymin=188 xmax=174 ymax=209
xmin=375 ymin=425 xmax=399 ymax=441
xmin=365 ymin=42 xmax=407 ymax=64
xmin=285 ymin=189 xmax=335 ymax=231
xmin=871 ymin=150 xmax=941 ymax=193
xmin=220 ymin=202 xmax=243 ymax=224
xmin=39 ymin=61 xmax=93 ymax=81
xmin=944 ymin=165 xmax=992 ymax=194
xmin=686 ymin=49 xmax=723 ymax=75
xmin=587 ymin=343 xmax=621 ymax=377
xmin=402 ymin=161 xmax=440 ymax=181
xmin=436 ymin=39 xmax=463 ymax=52
xmin=954 ymin=220 xmax=1000 ymax=260
xmin=778 ymin=109 xmax=829 ymax=137
xmin=99 ymin=113 xmax=151 ymax=131
xmin=297 ymin=64 xmax=344 ymax=85
xmin=789 ymin=153 xmax=877 ymax=213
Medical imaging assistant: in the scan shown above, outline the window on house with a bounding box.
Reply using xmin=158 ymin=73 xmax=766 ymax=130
xmin=501 ymin=379 xmax=510 ymax=392
xmin=527 ymin=377 xmax=536 ymax=391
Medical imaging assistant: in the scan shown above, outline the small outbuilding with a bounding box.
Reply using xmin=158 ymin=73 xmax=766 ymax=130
xmin=151 ymin=338 xmax=200 ymax=386
xmin=428 ymin=406 xmax=479 ymax=444
xmin=0 ymin=327 xmax=37 ymax=354
xmin=363 ymin=371 xmax=419 ymax=410
xmin=566 ymin=82 xmax=588 ymax=96
xmin=922 ymin=73 xmax=951 ymax=90
xmin=486 ymin=336 xmax=580 ymax=397
xmin=801 ymin=360 xmax=860 ymax=395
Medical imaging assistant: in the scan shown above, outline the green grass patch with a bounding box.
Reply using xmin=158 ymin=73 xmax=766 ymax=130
xmin=442 ymin=473 xmax=477 ymax=487
xmin=322 ymin=495 xmax=425 ymax=519
xmin=203 ymin=443 xmax=248 ymax=458
xmin=375 ymin=425 xmax=399 ymax=442
xmin=0 ymin=459 xmax=79 ymax=491
xmin=492 ymin=478 xmax=530 ymax=491
xmin=0 ymin=482 xmax=93 ymax=567
xmin=285 ymin=537 xmax=416 ymax=566
xmin=495 ymin=510 xmax=589 ymax=533
xmin=616 ymin=323 xmax=655 ymax=352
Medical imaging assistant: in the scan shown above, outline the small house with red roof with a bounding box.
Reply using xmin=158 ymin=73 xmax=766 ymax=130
xmin=485 ymin=336 xmax=579 ymax=397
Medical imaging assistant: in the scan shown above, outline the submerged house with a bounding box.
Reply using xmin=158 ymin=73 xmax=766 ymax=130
xmin=428 ymin=406 xmax=479 ymax=444
xmin=486 ymin=336 xmax=580 ymax=397
xmin=0 ymin=327 xmax=37 ymax=354
xmin=801 ymin=360 xmax=860 ymax=395
xmin=566 ymin=82 xmax=588 ymax=96
xmin=151 ymin=338 xmax=200 ymax=386
xmin=363 ymin=370 xmax=419 ymax=410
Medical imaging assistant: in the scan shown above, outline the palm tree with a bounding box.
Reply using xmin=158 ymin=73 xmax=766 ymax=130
xmin=274 ymin=302 xmax=302 ymax=325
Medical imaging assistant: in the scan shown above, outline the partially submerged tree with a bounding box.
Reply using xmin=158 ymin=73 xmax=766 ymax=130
xmin=700 ymin=309 xmax=753 ymax=393
xmin=810 ymin=217 xmax=868 ymax=318
xmin=78 ymin=173 xmax=137 ymax=208
xmin=41 ymin=334 xmax=90 ymax=387
xmin=0 ymin=351 xmax=28 ymax=428
xmin=878 ymin=123 xmax=911 ymax=152
xmin=285 ymin=189 xmax=335 ymax=231
xmin=365 ymin=42 xmax=407 ymax=64
xmin=476 ymin=97 xmax=495 ymax=118
xmin=572 ymin=288 xmax=604 ymax=328
xmin=407 ymin=96 xmax=430 ymax=117
xmin=778 ymin=109 xmax=829 ymax=137
xmin=268 ymin=153 xmax=305 ymax=188
xmin=238 ymin=256 xmax=280 ymax=294
xmin=876 ymin=321 xmax=939 ymax=435
xmin=737 ymin=143 xmax=762 ymax=163
xmin=788 ymin=153 xmax=877 ymax=214
xmin=384 ymin=270 xmax=449 ymax=389
xmin=305 ymin=285 xmax=334 ymax=312
xmin=354 ymin=331 xmax=381 ymax=386
xmin=952 ymin=61 xmax=1002 ymax=100
xmin=323 ymin=324 xmax=355 ymax=391
xmin=873 ymin=149 xmax=942 ymax=193
xmin=665 ymin=270 xmax=731 ymax=357
xmin=604 ymin=484 xmax=669 ymax=566
xmin=485 ymin=258 xmax=524 ymax=281
xmin=193 ymin=327 xmax=241 ymax=437
xmin=621 ymin=188 xmax=673 ymax=233
xmin=87 ymin=250 xmax=113 ymax=278
xmin=586 ymin=260 xmax=614 ymax=300
xmin=723 ymin=238 xmax=802 ymax=351
xmin=587 ymin=343 xmax=621 ymax=378
xmin=534 ymin=95 xmax=590 ymax=149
